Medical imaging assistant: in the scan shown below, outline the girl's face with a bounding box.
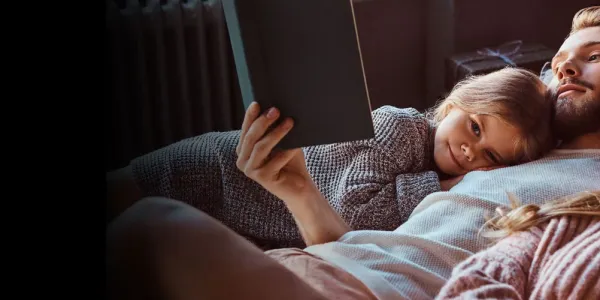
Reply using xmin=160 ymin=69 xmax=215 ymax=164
xmin=433 ymin=107 xmax=522 ymax=176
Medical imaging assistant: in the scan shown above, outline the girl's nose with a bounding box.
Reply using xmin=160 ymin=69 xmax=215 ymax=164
xmin=461 ymin=144 xmax=474 ymax=162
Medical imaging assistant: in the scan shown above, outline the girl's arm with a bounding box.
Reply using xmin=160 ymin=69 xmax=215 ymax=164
xmin=310 ymin=106 xmax=441 ymax=230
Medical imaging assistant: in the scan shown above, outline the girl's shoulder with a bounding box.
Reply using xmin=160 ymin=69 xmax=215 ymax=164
xmin=368 ymin=106 xmax=433 ymax=154
xmin=371 ymin=106 xmax=431 ymax=131
xmin=372 ymin=105 xmax=427 ymax=120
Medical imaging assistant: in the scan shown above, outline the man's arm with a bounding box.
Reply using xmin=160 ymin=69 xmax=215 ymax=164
xmin=106 ymin=165 xmax=143 ymax=222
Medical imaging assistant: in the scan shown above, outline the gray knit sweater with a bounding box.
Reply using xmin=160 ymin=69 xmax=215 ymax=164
xmin=131 ymin=106 xmax=441 ymax=249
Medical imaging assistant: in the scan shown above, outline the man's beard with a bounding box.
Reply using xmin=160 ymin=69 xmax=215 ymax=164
xmin=553 ymin=93 xmax=600 ymax=142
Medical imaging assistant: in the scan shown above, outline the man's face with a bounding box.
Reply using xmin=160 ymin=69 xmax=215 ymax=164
xmin=547 ymin=26 xmax=600 ymax=141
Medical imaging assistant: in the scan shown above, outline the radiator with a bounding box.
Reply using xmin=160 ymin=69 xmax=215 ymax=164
xmin=105 ymin=0 xmax=244 ymax=170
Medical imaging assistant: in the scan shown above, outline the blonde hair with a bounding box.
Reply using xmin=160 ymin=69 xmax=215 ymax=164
xmin=568 ymin=6 xmax=599 ymax=36
xmin=427 ymin=67 xmax=555 ymax=165
xmin=480 ymin=190 xmax=600 ymax=241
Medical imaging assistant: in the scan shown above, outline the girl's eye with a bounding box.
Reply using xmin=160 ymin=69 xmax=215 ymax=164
xmin=471 ymin=120 xmax=481 ymax=137
xmin=589 ymin=54 xmax=599 ymax=62
xmin=486 ymin=150 xmax=499 ymax=164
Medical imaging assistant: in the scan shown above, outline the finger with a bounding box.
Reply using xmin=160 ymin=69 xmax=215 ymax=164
xmin=239 ymin=107 xmax=281 ymax=166
xmin=237 ymin=102 xmax=261 ymax=155
xmin=247 ymin=118 xmax=294 ymax=171
xmin=261 ymin=148 xmax=302 ymax=180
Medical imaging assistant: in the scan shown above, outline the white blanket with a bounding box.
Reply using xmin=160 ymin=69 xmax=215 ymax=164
xmin=304 ymin=149 xmax=600 ymax=299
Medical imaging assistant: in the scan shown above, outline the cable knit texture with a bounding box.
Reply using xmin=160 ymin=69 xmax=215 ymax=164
xmin=436 ymin=215 xmax=600 ymax=300
xmin=130 ymin=106 xmax=439 ymax=249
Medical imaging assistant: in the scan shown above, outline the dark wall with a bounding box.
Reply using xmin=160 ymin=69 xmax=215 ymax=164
xmin=353 ymin=0 xmax=427 ymax=111
xmin=454 ymin=0 xmax=599 ymax=53
xmin=351 ymin=0 xmax=598 ymax=112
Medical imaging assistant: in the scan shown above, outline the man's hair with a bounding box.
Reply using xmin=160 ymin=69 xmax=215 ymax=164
xmin=427 ymin=67 xmax=555 ymax=165
xmin=568 ymin=6 xmax=599 ymax=36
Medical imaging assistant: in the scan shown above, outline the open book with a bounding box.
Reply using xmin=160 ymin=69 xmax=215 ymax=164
xmin=223 ymin=0 xmax=375 ymax=149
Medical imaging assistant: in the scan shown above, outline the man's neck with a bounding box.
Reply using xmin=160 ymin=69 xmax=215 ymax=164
xmin=558 ymin=131 xmax=600 ymax=150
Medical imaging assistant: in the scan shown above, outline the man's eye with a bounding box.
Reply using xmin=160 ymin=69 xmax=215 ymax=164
xmin=471 ymin=120 xmax=480 ymax=136
xmin=589 ymin=54 xmax=599 ymax=61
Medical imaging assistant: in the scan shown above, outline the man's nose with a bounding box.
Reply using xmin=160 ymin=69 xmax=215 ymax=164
xmin=556 ymin=59 xmax=581 ymax=81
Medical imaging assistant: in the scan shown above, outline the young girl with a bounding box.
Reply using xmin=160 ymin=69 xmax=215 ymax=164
xmin=435 ymin=190 xmax=600 ymax=299
xmin=129 ymin=67 xmax=555 ymax=249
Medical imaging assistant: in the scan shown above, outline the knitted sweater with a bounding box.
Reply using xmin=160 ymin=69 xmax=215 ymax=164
xmin=303 ymin=149 xmax=600 ymax=299
xmin=436 ymin=215 xmax=600 ymax=300
xmin=130 ymin=106 xmax=440 ymax=249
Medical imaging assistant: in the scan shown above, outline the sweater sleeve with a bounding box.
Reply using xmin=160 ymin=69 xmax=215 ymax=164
xmin=306 ymin=106 xmax=440 ymax=231
xmin=435 ymin=229 xmax=542 ymax=300
xmin=395 ymin=171 xmax=441 ymax=217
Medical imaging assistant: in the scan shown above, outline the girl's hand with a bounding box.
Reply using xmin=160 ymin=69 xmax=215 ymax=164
xmin=440 ymin=175 xmax=464 ymax=191
xmin=236 ymin=102 xmax=317 ymax=203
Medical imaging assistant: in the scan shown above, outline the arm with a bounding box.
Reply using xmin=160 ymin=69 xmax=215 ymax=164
xmin=340 ymin=169 xmax=441 ymax=231
xmin=318 ymin=106 xmax=440 ymax=229
xmin=236 ymin=103 xmax=351 ymax=246
xmin=284 ymin=185 xmax=351 ymax=246
xmin=394 ymin=171 xmax=441 ymax=218
xmin=435 ymin=230 xmax=540 ymax=300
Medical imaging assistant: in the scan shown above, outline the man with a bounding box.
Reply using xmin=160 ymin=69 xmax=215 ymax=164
xmin=106 ymin=6 xmax=600 ymax=300
xmin=546 ymin=7 xmax=600 ymax=147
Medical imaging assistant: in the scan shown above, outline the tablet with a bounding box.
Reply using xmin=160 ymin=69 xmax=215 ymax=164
xmin=223 ymin=0 xmax=375 ymax=149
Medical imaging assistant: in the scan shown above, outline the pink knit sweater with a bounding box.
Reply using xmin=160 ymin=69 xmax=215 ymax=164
xmin=436 ymin=215 xmax=600 ymax=300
